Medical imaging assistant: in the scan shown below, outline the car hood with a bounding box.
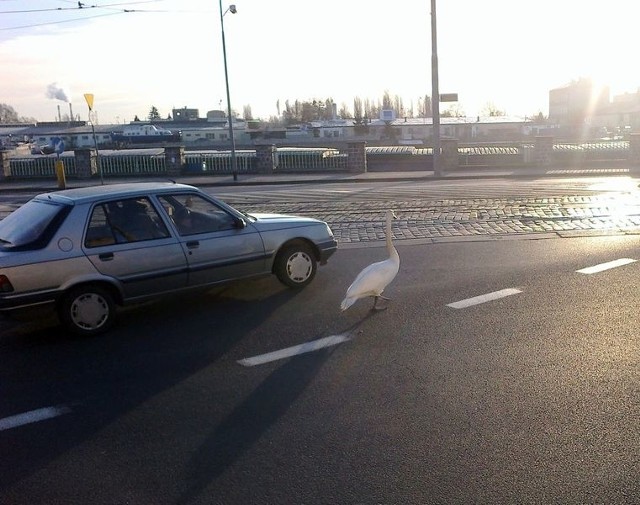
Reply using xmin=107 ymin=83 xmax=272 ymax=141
xmin=249 ymin=212 xmax=324 ymax=230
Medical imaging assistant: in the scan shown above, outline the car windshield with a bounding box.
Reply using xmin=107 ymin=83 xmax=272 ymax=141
xmin=0 ymin=199 xmax=68 ymax=247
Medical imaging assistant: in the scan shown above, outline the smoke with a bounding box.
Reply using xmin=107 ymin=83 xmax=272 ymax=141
xmin=46 ymin=83 xmax=69 ymax=102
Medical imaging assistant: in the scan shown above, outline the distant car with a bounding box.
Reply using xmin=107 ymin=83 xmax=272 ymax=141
xmin=0 ymin=182 xmax=337 ymax=336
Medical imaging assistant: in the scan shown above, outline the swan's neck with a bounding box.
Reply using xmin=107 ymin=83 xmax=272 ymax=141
xmin=385 ymin=214 xmax=397 ymax=258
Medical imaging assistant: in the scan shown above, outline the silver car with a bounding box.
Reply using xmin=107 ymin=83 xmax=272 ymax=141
xmin=0 ymin=182 xmax=337 ymax=335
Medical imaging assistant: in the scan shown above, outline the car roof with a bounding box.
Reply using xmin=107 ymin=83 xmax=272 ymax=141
xmin=34 ymin=182 xmax=199 ymax=205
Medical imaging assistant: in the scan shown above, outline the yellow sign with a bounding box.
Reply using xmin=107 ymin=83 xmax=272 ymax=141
xmin=84 ymin=93 xmax=94 ymax=110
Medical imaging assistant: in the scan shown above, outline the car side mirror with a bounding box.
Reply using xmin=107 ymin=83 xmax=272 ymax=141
xmin=234 ymin=217 xmax=247 ymax=229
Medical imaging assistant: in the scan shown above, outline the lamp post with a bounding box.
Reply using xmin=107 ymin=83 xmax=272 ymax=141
xmin=83 ymin=93 xmax=103 ymax=184
xmin=219 ymin=1 xmax=238 ymax=181
xmin=430 ymin=0 xmax=442 ymax=176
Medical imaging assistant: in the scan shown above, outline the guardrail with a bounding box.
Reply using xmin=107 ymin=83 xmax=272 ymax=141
xmin=1 ymin=140 xmax=634 ymax=179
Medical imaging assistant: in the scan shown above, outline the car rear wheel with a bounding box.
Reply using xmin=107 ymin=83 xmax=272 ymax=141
xmin=58 ymin=285 xmax=116 ymax=336
xmin=274 ymin=243 xmax=317 ymax=288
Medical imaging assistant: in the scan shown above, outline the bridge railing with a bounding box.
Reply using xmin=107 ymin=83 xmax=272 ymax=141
xmin=0 ymin=139 xmax=636 ymax=180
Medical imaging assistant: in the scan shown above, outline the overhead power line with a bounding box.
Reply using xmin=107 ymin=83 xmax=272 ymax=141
xmin=0 ymin=11 xmax=123 ymax=31
xmin=0 ymin=0 xmax=169 ymax=15
xmin=0 ymin=1 xmax=183 ymax=31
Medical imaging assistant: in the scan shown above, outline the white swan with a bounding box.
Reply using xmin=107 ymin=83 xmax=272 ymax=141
xmin=341 ymin=210 xmax=400 ymax=311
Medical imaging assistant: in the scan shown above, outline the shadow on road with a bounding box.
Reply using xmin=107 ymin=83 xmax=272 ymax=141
xmin=0 ymin=277 xmax=301 ymax=491
xmin=176 ymin=315 xmax=375 ymax=505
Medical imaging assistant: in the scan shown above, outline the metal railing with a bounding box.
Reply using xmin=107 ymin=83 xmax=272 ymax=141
xmin=553 ymin=140 xmax=629 ymax=162
xmin=1 ymin=141 xmax=635 ymax=179
xmin=184 ymin=151 xmax=254 ymax=174
xmin=8 ymin=155 xmax=77 ymax=178
xmin=275 ymin=147 xmax=347 ymax=171
xmin=99 ymin=154 xmax=166 ymax=176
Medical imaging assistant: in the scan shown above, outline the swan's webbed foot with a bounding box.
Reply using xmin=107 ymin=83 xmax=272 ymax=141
xmin=371 ymin=295 xmax=390 ymax=311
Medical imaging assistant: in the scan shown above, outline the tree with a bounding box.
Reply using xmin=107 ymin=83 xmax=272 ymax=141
xmin=0 ymin=103 xmax=19 ymax=123
xmin=243 ymin=105 xmax=253 ymax=120
xmin=480 ymin=102 xmax=505 ymax=117
xmin=148 ymin=106 xmax=161 ymax=121
xmin=528 ymin=111 xmax=547 ymax=122
xmin=442 ymin=104 xmax=465 ymax=117
xmin=416 ymin=95 xmax=432 ymax=118
xmin=0 ymin=103 xmax=36 ymax=123
xmin=338 ymin=102 xmax=352 ymax=119
xmin=353 ymin=97 xmax=364 ymax=124
xmin=382 ymin=90 xmax=392 ymax=110
xmin=281 ymin=98 xmax=336 ymax=124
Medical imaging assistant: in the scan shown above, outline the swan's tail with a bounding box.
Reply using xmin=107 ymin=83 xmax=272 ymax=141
xmin=340 ymin=296 xmax=356 ymax=311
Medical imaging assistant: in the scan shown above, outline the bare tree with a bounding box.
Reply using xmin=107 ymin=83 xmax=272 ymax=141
xmin=0 ymin=103 xmax=35 ymax=123
xmin=442 ymin=103 xmax=465 ymax=117
xmin=480 ymin=101 xmax=505 ymax=117
xmin=338 ymin=102 xmax=352 ymax=119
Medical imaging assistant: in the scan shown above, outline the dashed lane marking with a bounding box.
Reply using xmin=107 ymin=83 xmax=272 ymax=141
xmin=446 ymin=288 xmax=523 ymax=309
xmin=0 ymin=405 xmax=71 ymax=432
xmin=576 ymin=258 xmax=637 ymax=274
xmin=237 ymin=333 xmax=352 ymax=367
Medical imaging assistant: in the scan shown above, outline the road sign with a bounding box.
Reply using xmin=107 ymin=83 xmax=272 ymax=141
xmin=84 ymin=93 xmax=94 ymax=110
xmin=440 ymin=93 xmax=458 ymax=102
xmin=52 ymin=137 xmax=65 ymax=155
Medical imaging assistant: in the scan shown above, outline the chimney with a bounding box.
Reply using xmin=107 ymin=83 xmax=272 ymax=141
xmin=69 ymin=103 xmax=74 ymax=124
xmin=57 ymin=105 xmax=62 ymax=122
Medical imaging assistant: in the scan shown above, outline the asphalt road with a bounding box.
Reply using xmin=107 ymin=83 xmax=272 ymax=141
xmin=1 ymin=231 xmax=638 ymax=504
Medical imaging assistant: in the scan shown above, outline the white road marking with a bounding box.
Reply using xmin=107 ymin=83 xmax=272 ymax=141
xmin=447 ymin=288 xmax=522 ymax=309
xmin=0 ymin=405 xmax=71 ymax=432
xmin=577 ymin=258 xmax=637 ymax=274
xmin=238 ymin=333 xmax=352 ymax=367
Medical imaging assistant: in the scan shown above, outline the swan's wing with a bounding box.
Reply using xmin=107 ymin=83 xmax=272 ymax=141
xmin=345 ymin=259 xmax=397 ymax=297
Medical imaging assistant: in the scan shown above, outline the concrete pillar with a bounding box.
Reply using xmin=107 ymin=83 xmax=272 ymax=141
xmin=628 ymin=134 xmax=640 ymax=172
xmin=165 ymin=145 xmax=185 ymax=176
xmin=347 ymin=141 xmax=367 ymax=173
xmin=0 ymin=150 xmax=10 ymax=180
xmin=255 ymin=144 xmax=277 ymax=174
xmin=74 ymin=149 xmax=98 ymax=179
xmin=534 ymin=136 xmax=554 ymax=168
xmin=440 ymin=138 xmax=459 ymax=171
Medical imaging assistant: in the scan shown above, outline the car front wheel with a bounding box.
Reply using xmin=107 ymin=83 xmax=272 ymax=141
xmin=274 ymin=243 xmax=317 ymax=288
xmin=58 ymin=285 xmax=116 ymax=336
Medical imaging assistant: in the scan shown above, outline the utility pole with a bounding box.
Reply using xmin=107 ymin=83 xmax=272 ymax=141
xmin=430 ymin=0 xmax=442 ymax=176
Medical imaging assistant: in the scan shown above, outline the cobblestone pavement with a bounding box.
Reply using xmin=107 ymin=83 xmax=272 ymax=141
xmin=3 ymin=183 xmax=640 ymax=245
xmin=228 ymin=194 xmax=640 ymax=244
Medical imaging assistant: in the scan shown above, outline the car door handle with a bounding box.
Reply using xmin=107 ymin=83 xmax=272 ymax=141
xmin=98 ymin=252 xmax=114 ymax=261
xmin=186 ymin=241 xmax=200 ymax=249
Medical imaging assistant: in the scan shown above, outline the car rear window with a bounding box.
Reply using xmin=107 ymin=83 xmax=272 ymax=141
xmin=0 ymin=199 xmax=70 ymax=249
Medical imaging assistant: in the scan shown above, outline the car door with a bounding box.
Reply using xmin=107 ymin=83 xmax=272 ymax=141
xmin=157 ymin=193 xmax=266 ymax=286
xmin=83 ymin=197 xmax=188 ymax=300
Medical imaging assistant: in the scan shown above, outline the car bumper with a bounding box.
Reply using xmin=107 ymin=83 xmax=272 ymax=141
xmin=317 ymin=239 xmax=338 ymax=265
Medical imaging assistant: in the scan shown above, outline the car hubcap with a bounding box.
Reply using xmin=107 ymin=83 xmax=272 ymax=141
xmin=71 ymin=293 xmax=109 ymax=330
xmin=287 ymin=252 xmax=312 ymax=282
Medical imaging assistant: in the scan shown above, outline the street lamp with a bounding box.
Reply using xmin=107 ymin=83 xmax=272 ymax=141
xmin=83 ymin=93 xmax=104 ymax=184
xmin=219 ymin=1 xmax=238 ymax=181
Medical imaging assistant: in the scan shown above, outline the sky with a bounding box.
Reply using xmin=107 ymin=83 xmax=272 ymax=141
xmin=2 ymin=0 xmax=640 ymax=125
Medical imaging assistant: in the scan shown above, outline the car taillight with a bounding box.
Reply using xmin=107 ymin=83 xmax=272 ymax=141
xmin=0 ymin=275 xmax=14 ymax=293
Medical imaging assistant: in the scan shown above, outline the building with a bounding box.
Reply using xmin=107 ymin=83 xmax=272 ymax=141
xmin=549 ymin=79 xmax=610 ymax=137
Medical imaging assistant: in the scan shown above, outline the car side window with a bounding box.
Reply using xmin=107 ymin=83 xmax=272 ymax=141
xmin=159 ymin=194 xmax=237 ymax=236
xmin=85 ymin=197 xmax=170 ymax=247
